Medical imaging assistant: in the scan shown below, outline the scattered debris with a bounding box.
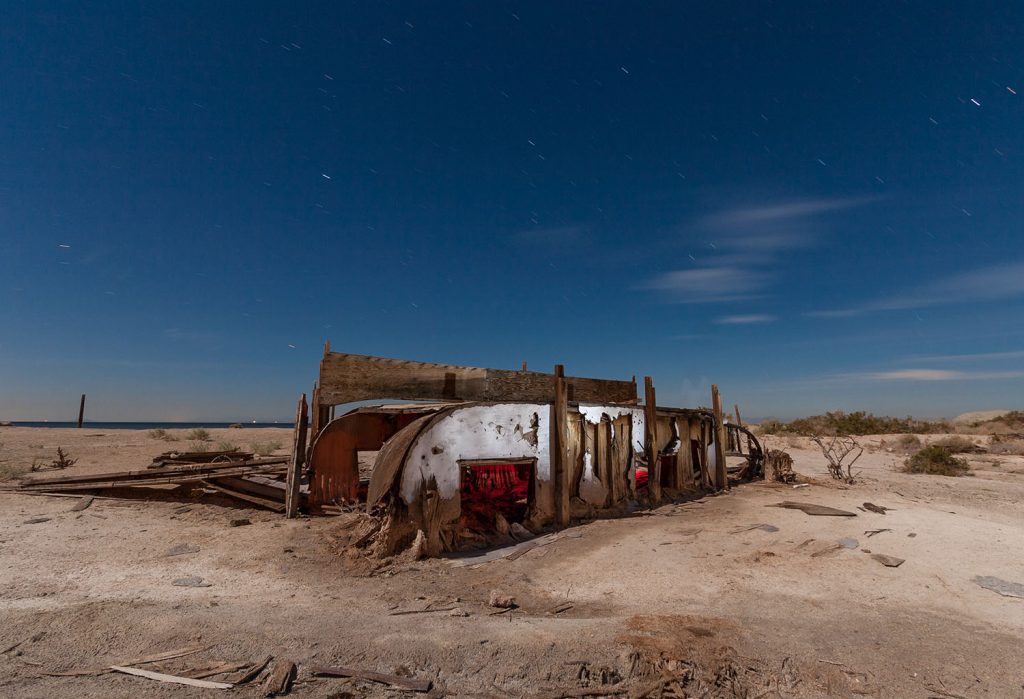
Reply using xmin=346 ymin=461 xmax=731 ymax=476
xmin=173 ymin=576 xmax=212 ymax=587
xmin=23 ymin=516 xmax=51 ymax=524
xmin=262 ymin=659 xmax=296 ymax=697
xmin=109 ymin=665 xmax=232 ymax=689
xmin=69 ymin=495 xmax=94 ymax=511
xmin=150 ymin=448 xmax=254 ymax=468
xmin=388 ymin=606 xmax=458 ymax=616
xmin=230 ymin=518 xmax=252 ymax=527
xmin=730 ymin=523 xmax=779 ymax=534
xmin=864 ymin=528 xmax=892 ymax=538
xmin=871 ymin=554 xmax=905 ymax=568
xmin=229 ymin=655 xmax=273 ymax=685
xmin=863 ymin=502 xmax=890 ymax=514
xmin=973 ymin=575 xmax=1024 ymax=599
xmin=547 ymin=602 xmax=574 ymax=615
xmin=122 ymin=644 xmax=209 ymax=666
xmin=793 ymin=483 xmax=809 ymax=489
xmin=310 ymin=664 xmax=433 ymax=693
xmin=764 ymin=448 xmax=798 ymax=483
xmin=838 ymin=537 xmax=859 ymax=549
xmin=166 ymin=543 xmax=200 ymax=557
xmin=769 ymin=501 xmax=857 ymax=517
xmin=488 ymin=590 xmax=517 ymax=608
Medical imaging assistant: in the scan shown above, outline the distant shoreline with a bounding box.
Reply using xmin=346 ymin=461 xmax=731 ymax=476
xmin=1 ymin=421 xmax=294 ymax=430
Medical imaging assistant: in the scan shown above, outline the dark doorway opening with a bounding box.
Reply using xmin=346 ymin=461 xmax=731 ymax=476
xmin=458 ymin=458 xmax=536 ymax=534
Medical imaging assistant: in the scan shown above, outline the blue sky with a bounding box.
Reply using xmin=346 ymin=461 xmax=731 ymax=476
xmin=2 ymin=2 xmax=1023 ymax=421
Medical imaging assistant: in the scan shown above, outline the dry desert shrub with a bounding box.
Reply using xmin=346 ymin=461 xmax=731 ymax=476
xmin=903 ymin=446 xmax=970 ymax=476
xmin=988 ymin=437 xmax=1024 ymax=455
xmin=932 ymin=435 xmax=985 ymax=453
xmin=250 ymin=440 xmax=283 ymax=456
xmin=186 ymin=428 xmax=211 ymax=442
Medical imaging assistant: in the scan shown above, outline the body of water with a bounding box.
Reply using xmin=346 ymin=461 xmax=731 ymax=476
xmin=4 ymin=422 xmax=294 ymax=430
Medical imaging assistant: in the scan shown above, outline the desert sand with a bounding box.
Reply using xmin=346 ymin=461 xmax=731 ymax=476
xmin=1 ymin=426 xmax=1023 ymax=697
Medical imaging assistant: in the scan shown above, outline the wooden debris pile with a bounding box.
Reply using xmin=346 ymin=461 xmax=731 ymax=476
xmin=13 ymin=457 xmax=293 ymax=512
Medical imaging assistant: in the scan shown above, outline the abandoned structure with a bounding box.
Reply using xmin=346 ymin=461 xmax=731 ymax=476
xmin=302 ymin=348 xmax=763 ymax=556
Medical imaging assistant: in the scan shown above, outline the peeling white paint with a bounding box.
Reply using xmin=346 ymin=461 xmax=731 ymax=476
xmin=400 ymin=403 xmax=550 ymax=503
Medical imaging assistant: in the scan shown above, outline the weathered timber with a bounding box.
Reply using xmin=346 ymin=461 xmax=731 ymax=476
xmin=19 ymin=460 xmax=288 ymax=492
xmin=77 ymin=394 xmax=86 ymax=428
xmin=285 ymin=393 xmax=308 ymax=518
xmin=318 ymin=351 xmax=637 ymax=405
xmin=644 ymin=377 xmax=661 ymax=502
xmin=678 ymin=418 xmax=695 ymax=489
xmin=202 ymin=480 xmax=286 ymax=512
xmin=711 ymin=385 xmax=728 ymax=491
xmin=309 ymin=665 xmax=433 ymax=693
xmin=150 ymin=449 xmax=254 ymax=467
xmin=21 ymin=458 xmax=287 ymax=487
xmin=552 ymin=365 xmax=571 ymax=526
xmin=262 ymin=659 xmax=296 ymax=697
xmin=109 ymin=666 xmax=231 ymax=689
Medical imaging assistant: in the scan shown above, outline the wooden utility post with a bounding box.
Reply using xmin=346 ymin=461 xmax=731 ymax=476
xmin=551 ymin=365 xmax=570 ymax=526
xmin=734 ymin=404 xmax=743 ymax=427
xmin=77 ymin=394 xmax=86 ymax=428
xmin=711 ymin=385 xmax=728 ymax=491
xmin=643 ymin=376 xmax=661 ymax=502
xmin=285 ymin=393 xmax=309 ymax=518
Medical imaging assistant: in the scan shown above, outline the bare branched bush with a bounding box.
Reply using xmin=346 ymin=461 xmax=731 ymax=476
xmin=51 ymin=447 xmax=77 ymax=470
xmin=811 ymin=435 xmax=863 ymax=484
xmin=250 ymin=440 xmax=283 ymax=456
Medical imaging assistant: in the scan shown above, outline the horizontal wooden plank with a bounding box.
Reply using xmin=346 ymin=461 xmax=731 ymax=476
xmin=20 ymin=458 xmax=288 ymax=487
xmin=319 ymin=352 xmax=636 ymax=406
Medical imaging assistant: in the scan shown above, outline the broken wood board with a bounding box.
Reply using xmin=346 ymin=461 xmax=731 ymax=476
xmin=18 ymin=460 xmax=289 ymax=493
xmin=19 ymin=458 xmax=288 ymax=488
xmin=202 ymin=480 xmax=285 ymax=512
xmin=973 ymin=575 xmax=1024 ymax=598
xmin=262 ymin=659 xmax=296 ymax=697
xmin=109 ymin=665 xmax=232 ymax=689
xmin=310 ymin=664 xmax=433 ymax=693
xmin=769 ymin=501 xmax=857 ymax=517
xmin=69 ymin=495 xmax=94 ymax=511
xmin=871 ymin=553 xmax=905 ymax=568
xmin=318 ymin=351 xmax=637 ymax=405
xmin=444 ymin=529 xmax=583 ymax=567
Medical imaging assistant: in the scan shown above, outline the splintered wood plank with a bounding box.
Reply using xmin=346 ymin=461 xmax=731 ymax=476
xmin=678 ymin=419 xmax=695 ymax=489
xmin=711 ymin=385 xmax=728 ymax=491
xmin=109 ymin=666 xmax=232 ymax=689
xmin=552 ymin=366 xmax=570 ymax=526
xmin=644 ymin=377 xmax=661 ymax=502
xmin=286 ymin=393 xmax=308 ymax=518
xmin=770 ymin=501 xmax=857 ymax=517
xmin=309 ymin=665 xmax=433 ymax=692
xmin=318 ymin=351 xmax=636 ymax=405
xmin=203 ymin=480 xmax=286 ymax=512
xmin=21 ymin=458 xmax=288 ymax=487
xmin=262 ymin=659 xmax=296 ymax=696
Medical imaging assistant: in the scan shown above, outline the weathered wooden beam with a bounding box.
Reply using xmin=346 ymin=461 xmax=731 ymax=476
xmin=734 ymin=404 xmax=743 ymax=427
xmin=711 ymin=384 xmax=728 ymax=491
xmin=318 ymin=351 xmax=636 ymax=406
xmin=285 ymin=393 xmax=308 ymax=518
xmin=644 ymin=376 xmax=661 ymax=502
xmin=552 ymin=365 xmax=571 ymax=526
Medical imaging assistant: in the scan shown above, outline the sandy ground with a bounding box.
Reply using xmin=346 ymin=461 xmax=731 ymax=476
xmin=1 ymin=427 xmax=1023 ymax=698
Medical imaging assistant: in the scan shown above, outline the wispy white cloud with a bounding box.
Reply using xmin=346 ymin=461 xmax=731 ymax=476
xmin=647 ymin=196 xmax=874 ymax=304
xmin=699 ymin=197 xmax=875 ymax=228
xmin=858 ymin=368 xmax=1024 ymax=381
xmin=809 ymin=262 xmax=1024 ymax=317
xmin=714 ymin=314 xmax=777 ymax=325
xmin=904 ymin=350 xmax=1024 ymax=363
xmin=644 ymin=267 xmax=768 ymax=302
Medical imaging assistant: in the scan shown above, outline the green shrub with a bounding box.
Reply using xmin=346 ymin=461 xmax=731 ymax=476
xmin=903 ymin=446 xmax=970 ymax=476
xmin=763 ymin=411 xmax=950 ymax=436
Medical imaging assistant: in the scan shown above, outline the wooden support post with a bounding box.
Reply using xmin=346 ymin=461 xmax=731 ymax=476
xmin=77 ymin=394 xmax=86 ymax=428
xmin=679 ymin=418 xmax=695 ymax=489
xmin=643 ymin=376 xmax=661 ymax=503
xmin=552 ymin=365 xmax=570 ymax=526
xmin=711 ymin=385 xmax=728 ymax=491
xmin=734 ymin=404 xmax=743 ymax=427
xmin=285 ymin=393 xmax=309 ymax=518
